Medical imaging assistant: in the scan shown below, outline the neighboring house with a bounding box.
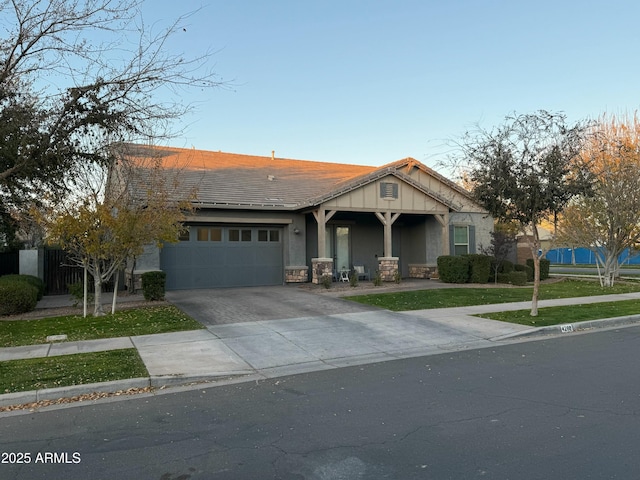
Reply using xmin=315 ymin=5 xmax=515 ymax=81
xmin=121 ymin=144 xmax=492 ymax=290
xmin=516 ymin=226 xmax=554 ymax=264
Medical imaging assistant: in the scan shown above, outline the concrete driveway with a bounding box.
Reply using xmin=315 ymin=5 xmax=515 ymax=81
xmin=165 ymin=284 xmax=380 ymax=326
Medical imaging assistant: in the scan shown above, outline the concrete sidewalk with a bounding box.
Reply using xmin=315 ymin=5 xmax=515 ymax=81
xmin=2 ymin=292 xmax=640 ymax=407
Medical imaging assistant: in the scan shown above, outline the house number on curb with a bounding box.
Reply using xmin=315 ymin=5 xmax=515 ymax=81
xmin=560 ymin=324 xmax=574 ymax=333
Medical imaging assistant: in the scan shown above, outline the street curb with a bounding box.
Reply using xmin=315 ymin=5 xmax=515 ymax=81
xmin=0 ymin=378 xmax=151 ymax=408
xmin=0 ymin=374 xmax=256 ymax=409
xmin=149 ymin=373 xmax=252 ymax=389
xmin=496 ymin=314 xmax=640 ymax=340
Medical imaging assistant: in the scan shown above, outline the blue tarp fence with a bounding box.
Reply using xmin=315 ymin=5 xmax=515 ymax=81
xmin=546 ymin=247 xmax=640 ymax=265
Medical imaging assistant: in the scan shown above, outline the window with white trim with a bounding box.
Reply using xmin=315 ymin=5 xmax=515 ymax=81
xmin=454 ymin=225 xmax=469 ymax=255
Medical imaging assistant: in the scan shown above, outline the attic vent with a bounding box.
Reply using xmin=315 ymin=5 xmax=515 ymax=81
xmin=267 ymin=175 xmax=275 ymax=181
xmin=380 ymin=182 xmax=399 ymax=199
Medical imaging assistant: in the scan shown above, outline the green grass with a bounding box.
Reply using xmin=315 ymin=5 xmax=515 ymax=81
xmin=477 ymin=299 xmax=640 ymax=327
xmin=0 ymin=305 xmax=204 ymax=348
xmin=345 ymin=279 xmax=640 ymax=311
xmin=0 ymin=349 xmax=148 ymax=394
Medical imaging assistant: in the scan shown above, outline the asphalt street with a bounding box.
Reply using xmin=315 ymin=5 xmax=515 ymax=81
xmin=2 ymin=325 xmax=640 ymax=479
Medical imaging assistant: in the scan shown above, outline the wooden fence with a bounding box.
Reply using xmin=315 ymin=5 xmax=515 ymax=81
xmin=0 ymin=251 xmax=19 ymax=276
xmin=44 ymin=249 xmax=120 ymax=295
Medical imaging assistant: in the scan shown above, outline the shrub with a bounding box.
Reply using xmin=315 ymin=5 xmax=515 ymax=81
xmin=67 ymin=281 xmax=94 ymax=307
xmin=437 ymin=256 xmax=470 ymax=283
xmin=141 ymin=271 xmax=166 ymax=301
xmin=500 ymin=260 xmax=514 ymax=274
xmin=497 ymin=271 xmax=528 ymax=286
xmin=527 ymin=258 xmax=550 ymax=280
xmin=466 ymin=254 xmax=492 ymax=283
xmin=0 ymin=281 xmax=38 ymax=315
xmin=393 ymin=270 xmax=402 ymax=284
xmin=373 ymin=271 xmax=382 ymax=286
xmin=514 ymin=263 xmax=534 ymax=282
xmin=321 ymin=274 xmax=332 ymax=289
xmin=349 ymin=272 xmax=358 ymax=288
xmin=541 ymin=258 xmax=550 ymax=280
xmin=0 ymin=274 xmax=45 ymax=300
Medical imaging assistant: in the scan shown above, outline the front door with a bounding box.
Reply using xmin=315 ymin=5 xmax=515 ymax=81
xmin=325 ymin=225 xmax=351 ymax=273
xmin=335 ymin=226 xmax=350 ymax=272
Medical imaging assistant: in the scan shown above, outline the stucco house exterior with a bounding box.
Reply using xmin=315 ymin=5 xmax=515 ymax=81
xmin=122 ymin=144 xmax=492 ymax=290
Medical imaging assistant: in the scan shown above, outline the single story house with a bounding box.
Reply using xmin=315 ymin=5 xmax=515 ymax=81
xmin=121 ymin=144 xmax=492 ymax=290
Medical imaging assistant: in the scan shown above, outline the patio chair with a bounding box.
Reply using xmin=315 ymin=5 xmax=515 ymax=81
xmin=353 ymin=265 xmax=370 ymax=281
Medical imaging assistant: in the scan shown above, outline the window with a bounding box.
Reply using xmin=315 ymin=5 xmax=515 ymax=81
xmin=196 ymin=227 xmax=221 ymax=242
xmin=258 ymin=229 xmax=280 ymax=242
xmin=197 ymin=227 xmax=209 ymax=242
xmin=380 ymin=182 xmax=399 ymax=199
xmin=210 ymin=228 xmax=222 ymax=242
xmin=454 ymin=226 xmax=469 ymax=255
xmin=229 ymin=229 xmax=252 ymax=242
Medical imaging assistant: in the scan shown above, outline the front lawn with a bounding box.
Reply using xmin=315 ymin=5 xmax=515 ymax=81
xmin=0 ymin=305 xmax=204 ymax=348
xmin=345 ymin=279 xmax=640 ymax=311
xmin=1 ymin=349 xmax=148 ymax=394
xmin=476 ymin=299 xmax=640 ymax=327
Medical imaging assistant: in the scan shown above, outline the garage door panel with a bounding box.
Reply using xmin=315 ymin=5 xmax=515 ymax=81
xmin=160 ymin=226 xmax=283 ymax=289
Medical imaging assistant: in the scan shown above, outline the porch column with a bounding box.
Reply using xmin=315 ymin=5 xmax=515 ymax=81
xmin=435 ymin=212 xmax=450 ymax=256
xmin=375 ymin=211 xmax=401 ymax=281
xmin=311 ymin=208 xmax=336 ymax=284
xmin=375 ymin=211 xmax=401 ymax=258
xmin=312 ymin=208 xmax=337 ymax=258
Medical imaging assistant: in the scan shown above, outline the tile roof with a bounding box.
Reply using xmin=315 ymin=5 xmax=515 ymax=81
xmin=119 ymin=143 xmax=472 ymax=211
xmin=121 ymin=144 xmax=374 ymax=208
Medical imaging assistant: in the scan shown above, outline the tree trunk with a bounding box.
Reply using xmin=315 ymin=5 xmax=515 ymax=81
xmin=111 ymin=270 xmax=119 ymax=314
xmin=128 ymin=256 xmax=136 ymax=294
xmin=522 ymin=225 xmax=542 ymax=317
xmin=531 ymin=254 xmax=540 ymax=317
xmin=83 ymin=263 xmax=88 ymax=318
xmin=601 ymin=253 xmax=619 ymax=287
xmin=93 ymin=262 xmax=106 ymax=317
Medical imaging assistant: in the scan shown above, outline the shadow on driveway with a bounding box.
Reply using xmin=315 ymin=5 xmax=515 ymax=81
xmin=165 ymin=285 xmax=380 ymax=326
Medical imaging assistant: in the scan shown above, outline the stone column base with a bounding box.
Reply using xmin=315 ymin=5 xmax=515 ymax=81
xmin=378 ymin=257 xmax=399 ymax=282
xmin=408 ymin=264 xmax=438 ymax=279
xmin=311 ymin=258 xmax=334 ymax=284
xmin=285 ymin=266 xmax=309 ymax=283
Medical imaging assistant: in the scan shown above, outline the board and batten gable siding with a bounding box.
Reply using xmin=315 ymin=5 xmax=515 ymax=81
xmin=405 ymin=166 xmax=486 ymax=213
xmin=320 ymin=175 xmax=450 ymax=213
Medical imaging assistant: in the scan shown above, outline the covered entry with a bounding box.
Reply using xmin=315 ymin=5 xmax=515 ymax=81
xmin=160 ymin=225 xmax=283 ymax=289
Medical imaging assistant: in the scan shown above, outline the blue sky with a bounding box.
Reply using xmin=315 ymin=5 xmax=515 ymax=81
xmin=140 ymin=0 xmax=640 ymax=168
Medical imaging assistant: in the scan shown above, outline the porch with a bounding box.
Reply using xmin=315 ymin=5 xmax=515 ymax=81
xmin=304 ymin=211 xmax=450 ymax=283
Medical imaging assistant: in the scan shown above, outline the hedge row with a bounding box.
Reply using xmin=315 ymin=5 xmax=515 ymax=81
xmin=0 ymin=274 xmax=45 ymax=300
xmin=437 ymin=255 xmax=550 ymax=285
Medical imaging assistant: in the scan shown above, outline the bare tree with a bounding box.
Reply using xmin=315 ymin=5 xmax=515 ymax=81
xmin=558 ymin=113 xmax=640 ymax=286
xmin=0 ymin=0 xmax=222 ymax=237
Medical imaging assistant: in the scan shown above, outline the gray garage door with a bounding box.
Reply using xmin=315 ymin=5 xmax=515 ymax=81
xmin=160 ymin=225 xmax=283 ymax=289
